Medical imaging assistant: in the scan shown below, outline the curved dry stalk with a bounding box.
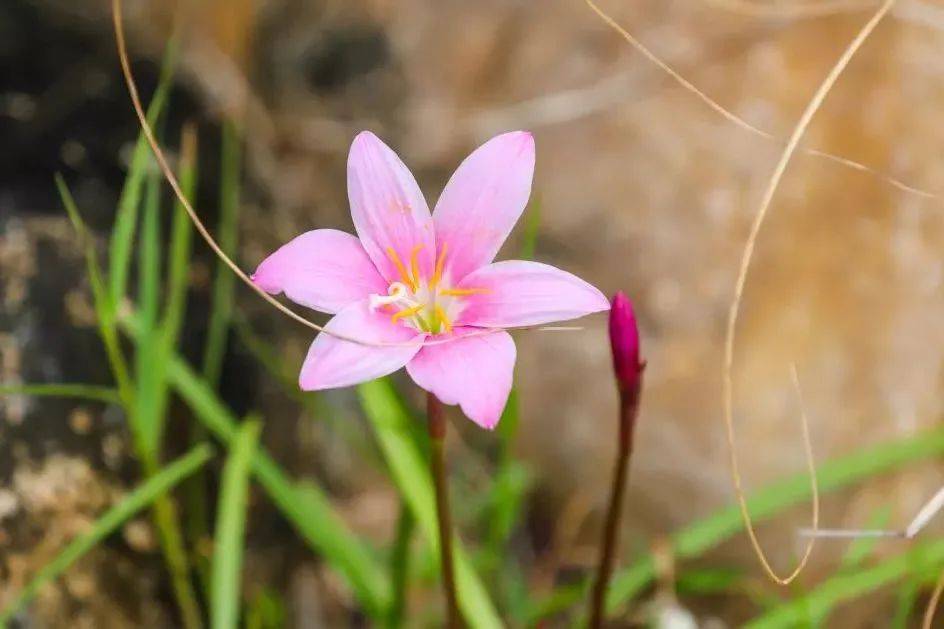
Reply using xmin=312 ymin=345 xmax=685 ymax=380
xmin=722 ymin=0 xmax=894 ymax=584
xmin=111 ymin=0 xmax=340 ymax=336
xmin=924 ymin=567 xmax=944 ymax=629
xmin=582 ymin=0 xmax=939 ymax=203
xmin=110 ymin=0 xmax=584 ymax=349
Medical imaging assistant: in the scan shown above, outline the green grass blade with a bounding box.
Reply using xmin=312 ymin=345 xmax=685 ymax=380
xmin=0 ymin=383 xmax=121 ymax=404
xmin=892 ymin=578 xmax=921 ymax=628
xmin=488 ymin=390 xmax=531 ymax=559
xmin=746 ymin=540 xmax=944 ymax=628
xmin=211 ymin=419 xmax=261 ymax=629
xmin=518 ymin=197 xmax=541 ymax=261
xmin=0 ymin=443 xmax=213 ymax=625
xmin=202 ymin=120 xmax=241 ymax=387
xmin=358 ymin=378 xmax=502 ymax=629
xmin=134 ymin=169 xmax=164 ymax=457
xmin=231 ymin=315 xmax=377 ymax=465
xmin=55 ymin=175 xmax=134 ymax=405
xmin=109 ymin=37 xmax=179 ymax=306
xmin=143 ymin=338 xmax=390 ymax=619
xmin=245 ymin=588 xmax=286 ymax=629
xmin=838 ymin=507 xmax=892 ymax=572
xmin=162 ymin=124 xmax=197 ymax=341
xmin=533 ymin=422 xmax=944 ymax=623
xmin=387 ymin=503 xmax=415 ymax=628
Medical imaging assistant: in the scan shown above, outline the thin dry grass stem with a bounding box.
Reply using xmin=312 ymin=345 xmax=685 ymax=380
xmin=722 ymin=0 xmax=894 ymax=584
xmin=582 ymin=0 xmax=939 ymax=203
xmin=923 ymin=567 xmax=944 ymax=629
xmin=111 ymin=0 xmax=583 ymax=349
xmin=798 ymin=485 xmax=944 ymax=539
xmin=703 ymin=0 xmax=874 ymax=19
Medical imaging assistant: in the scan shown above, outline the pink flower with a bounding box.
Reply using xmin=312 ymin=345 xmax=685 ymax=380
xmin=252 ymin=131 xmax=608 ymax=429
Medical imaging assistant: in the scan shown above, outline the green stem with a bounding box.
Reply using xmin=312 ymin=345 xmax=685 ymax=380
xmin=427 ymin=392 xmax=460 ymax=627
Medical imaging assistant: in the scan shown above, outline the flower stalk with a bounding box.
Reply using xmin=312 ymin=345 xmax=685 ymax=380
xmin=589 ymin=292 xmax=643 ymax=628
xmin=427 ymin=392 xmax=460 ymax=627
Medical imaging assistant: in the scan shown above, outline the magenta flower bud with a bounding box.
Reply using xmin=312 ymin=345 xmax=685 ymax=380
xmin=608 ymin=291 xmax=643 ymax=394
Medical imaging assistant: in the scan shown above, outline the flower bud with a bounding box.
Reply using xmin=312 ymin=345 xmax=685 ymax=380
xmin=608 ymin=291 xmax=643 ymax=393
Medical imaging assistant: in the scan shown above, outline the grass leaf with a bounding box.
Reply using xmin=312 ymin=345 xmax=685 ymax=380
xmin=202 ymin=120 xmax=241 ymax=387
xmin=134 ymin=169 xmax=164 ymax=457
xmin=140 ymin=335 xmax=392 ymax=619
xmin=109 ymin=37 xmax=179 ymax=306
xmin=211 ymin=419 xmax=261 ymax=629
xmin=387 ymin=503 xmax=415 ymax=628
xmin=746 ymin=540 xmax=944 ymax=628
xmin=0 ymin=384 xmax=121 ymax=404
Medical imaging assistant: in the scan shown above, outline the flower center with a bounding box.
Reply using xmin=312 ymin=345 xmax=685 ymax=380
xmin=368 ymin=244 xmax=487 ymax=335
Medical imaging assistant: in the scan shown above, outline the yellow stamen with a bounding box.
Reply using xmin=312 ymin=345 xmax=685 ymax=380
xmin=391 ymin=304 xmax=423 ymax=324
xmin=409 ymin=245 xmax=424 ymax=290
xmin=430 ymin=243 xmax=448 ymax=289
xmin=434 ymin=305 xmax=452 ymax=333
xmin=386 ymin=247 xmax=415 ymax=290
xmin=440 ymin=287 xmax=489 ymax=297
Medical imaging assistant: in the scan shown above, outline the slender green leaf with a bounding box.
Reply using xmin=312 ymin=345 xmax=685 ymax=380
xmin=110 ymin=37 xmax=180 ymax=306
xmin=488 ymin=390 xmax=531 ymax=561
xmin=162 ymin=125 xmax=197 ymax=342
xmin=55 ymin=175 xmax=134 ymax=406
xmin=676 ymin=567 xmax=742 ymax=596
xmin=231 ymin=315 xmax=377 ymax=464
xmin=387 ymin=504 xmax=415 ymax=628
xmin=202 ymin=120 xmax=241 ymax=387
xmin=892 ymin=578 xmax=921 ymax=629
xmin=746 ymin=540 xmax=944 ymax=628
xmin=211 ymin=419 xmax=261 ymax=629
xmin=134 ymin=170 xmax=164 ymax=457
xmin=0 ymin=444 xmax=213 ymax=624
xmin=518 ymin=197 xmax=541 ymax=261
xmin=358 ymin=378 xmax=502 ymax=629
xmin=246 ymin=588 xmax=286 ymax=629
xmin=838 ymin=507 xmax=892 ymax=573
xmin=138 ymin=337 xmax=391 ymax=619
xmin=0 ymin=383 xmax=120 ymax=404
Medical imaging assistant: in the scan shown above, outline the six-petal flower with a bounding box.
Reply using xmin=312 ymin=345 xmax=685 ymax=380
xmin=252 ymin=130 xmax=609 ymax=428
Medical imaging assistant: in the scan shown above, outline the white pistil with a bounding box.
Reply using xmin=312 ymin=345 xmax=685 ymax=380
xmin=368 ymin=282 xmax=411 ymax=311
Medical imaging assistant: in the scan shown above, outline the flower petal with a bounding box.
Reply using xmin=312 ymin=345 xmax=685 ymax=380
xmin=455 ymin=260 xmax=609 ymax=328
xmin=348 ymin=131 xmax=436 ymax=284
xmin=406 ymin=328 xmax=515 ymax=429
xmin=252 ymin=229 xmax=388 ymax=314
xmin=433 ymin=131 xmax=535 ymax=283
xmin=300 ymin=301 xmax=425 ymax=390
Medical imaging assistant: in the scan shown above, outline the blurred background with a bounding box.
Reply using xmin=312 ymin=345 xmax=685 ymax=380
xmin=3 ymin=0 xmax=944 ymax=626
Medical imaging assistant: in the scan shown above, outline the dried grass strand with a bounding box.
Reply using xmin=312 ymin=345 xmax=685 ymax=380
xmin=722 ymin=0 xmax=894 ymax=584
xmin=923 ymin=567 xmax=944 ymax=629
xmin=583 ymin=0 xmax=939 ymax=203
